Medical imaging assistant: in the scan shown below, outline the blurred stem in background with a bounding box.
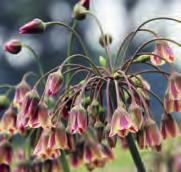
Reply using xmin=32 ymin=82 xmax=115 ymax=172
xmin=66 ymin=20 xmax=77 ymax=87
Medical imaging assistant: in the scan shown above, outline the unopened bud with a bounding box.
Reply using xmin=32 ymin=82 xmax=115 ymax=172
xmin=0 ymin=95 xmax=9 ymax=111
xmin=19 ymin=18 xmax=46 ymax=34
xmin=73 ymin=3 xmax=88 ymax=20
xmin=3 ymin=39 xmax=22 ymax=54
xmin=99 ymin=34 xmax=113 ymax=47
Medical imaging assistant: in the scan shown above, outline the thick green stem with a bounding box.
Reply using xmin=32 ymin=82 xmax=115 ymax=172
xmin=126 ymin=133 xmax=146 ymax=172
xmin=60 ymin=150 xmax=70 ymax=172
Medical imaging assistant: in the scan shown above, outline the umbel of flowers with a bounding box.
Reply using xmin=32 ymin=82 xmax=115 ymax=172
xmin=1 ymin=0 xmax=181 ymax=171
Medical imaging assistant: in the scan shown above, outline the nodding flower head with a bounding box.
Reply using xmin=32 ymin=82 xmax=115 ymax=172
xmin=164 ymin=72 xmax=181 ymax=113
xmin=67 ymin=104 xmax=88 ymax=135
xmin=33 ymin=130 xmax=61 ymax=160
xmin=0 ymin=106 xmax=17 ymax=135
xmin=3 ymin=39 xmax=22 ymax=54
xmin=47 ymin=127 xmax=69 ymax=150
xmin=160 ymin=113 xmax=178 ymax=140
xmin=109 ymin=105 xmax=138 ymax=138
xmin=13 ymin=80 xmax=31 ymax=108
xmin=151 ymin=41 xmax=175 ymax=66
xmin=19 ymin=18 xmax=46 ymax=34
xmin=45 ymin=70 xmax=64 ymax=97
xmin=143 ymin=118 xmax=162 ymax=149
xmin=0 ymin=142 xmax=12 ymax=165
xmin=21 ymin=90 xmax=39 ymax=118
xmin=129 ymin=102 xmax=143 ymax=129
xmin=73 ymin=1 xmax=88 ymax=20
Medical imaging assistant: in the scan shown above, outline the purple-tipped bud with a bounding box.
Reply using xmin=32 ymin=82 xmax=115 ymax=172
xmin=109 ymin=106 xmax=138 ymax=138
xmin=160 ymin=113 xmax=178 ymax=139
xmin=67 ymin=104 xmax=88 ymax=135
xmin=3 ymin=39 xmax=22 ymax=54
xmin=13 ymin=80 xmax=31 ymax=108
xmin=19 ymin=18 xmax=46 ymax=34
xmin=45 ymin=70 xmax=64 ymax=97
xmin=73 ymin=2 xmax=88 ymax=20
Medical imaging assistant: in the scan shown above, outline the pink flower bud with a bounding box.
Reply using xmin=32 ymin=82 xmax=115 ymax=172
xmin=3 ymin=39 xmax=22 ymax=54
xmin=45 ymin=70 xmax=64 ymax=97
xmin=19 ymin=18 xmax=46 ymax=34
xmin=0 ymin=142 xmax=12 ymax=165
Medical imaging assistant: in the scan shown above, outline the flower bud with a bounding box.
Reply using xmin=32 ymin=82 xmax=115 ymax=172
xmin=99 ymin=56 xmax=106 ymax=69
xmin=3 ymin=39 xmax=22 ymax=54
xmin=0 ymin=142 xmax=12 ymax=165
xmin=45 ymin=70 xmax=64 ymax=97
xmin=73 ymin=3 xmax=88 ymax=20
xmin=99 ymin=34 xmax=113 ymax=48
xmin=0 ymin=95 xmax=9 ymax=111
xmin=19 ymin=18 xmax=46 ymax=34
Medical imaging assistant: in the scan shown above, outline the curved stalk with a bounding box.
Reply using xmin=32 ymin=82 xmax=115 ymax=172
xmin=115 ymin=17 xmax=181 ymax=68
xmin=84 ymin=11 xmax=112 ymax=72
xmin=46 ymin=21 xmax=88 ymax=56
xmin=124 ymin=38 xmax=181 ymax=72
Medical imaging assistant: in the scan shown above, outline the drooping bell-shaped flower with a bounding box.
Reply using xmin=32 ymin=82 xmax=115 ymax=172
xmin=28 ymin=102 xmax=51 ymax=130
xmin=83 ymin=141 xmax=101 ymax=165
xmin=44 ymin=159 xmax=62 ymax=172
xmin=67 ymin=104 xmax=88 ymax=135
xmin=109 ymin=105 xmax=138 ymax=138
xmin=3 ymin=39 xmax=22 ymax=54
xmin=13 ymin=80 xmax=31 ymax=108
xmin=0 ymin=142 xmax=12 ymax=165
xmin=45 ymin=70 xmax=64 ymax=97
xmin=47 ymin=127 xmax=69 ymax=150
xmin=105 ymin=124 xmax=117 ymax=148
xmin=160 ymin=113 xmax=178 ymax=139
xmin=19 ymin=18 xmax=46 ymax=34
xmin=143 ymin=118 xmax=162 ymax=148
xmin=21 ymin=90 xmax=40 ymax=120
xmin=151 ymin=41 xmax=175 ymax=66
xmin=0 ymin=164 xmax=10 ymax=172
xmin=0 ymin=106 xmax=17 ymax=135
xmin=129 ymin=102 xmax=143 ymax=129
xmin=33 ymin=130 xmax=61 ymax=160
xmin=164 ymin=72 xmax=181 ymax=113
xmin=166 ymin=72 xmax=181 ymax=100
